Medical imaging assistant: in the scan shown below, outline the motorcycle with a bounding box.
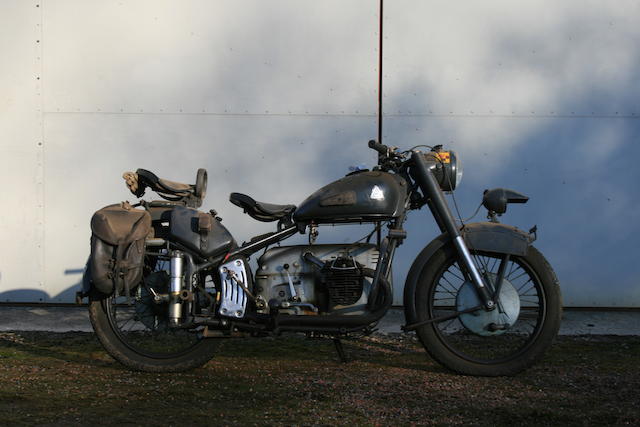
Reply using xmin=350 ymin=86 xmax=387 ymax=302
xmin=79 ymin=140 xmax=562 ymax=376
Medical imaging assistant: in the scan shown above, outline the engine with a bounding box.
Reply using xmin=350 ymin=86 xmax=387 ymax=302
xmin=254 ymin=244 xmax=381 ymax=315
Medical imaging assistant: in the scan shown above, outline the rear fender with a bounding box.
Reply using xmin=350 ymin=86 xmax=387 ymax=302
xmin=402 ymin=222 xmax=534 ymax=325
xmin=77 ymin=260 xmax=97 ymax=302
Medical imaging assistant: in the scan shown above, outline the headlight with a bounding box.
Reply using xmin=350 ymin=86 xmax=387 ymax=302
xmin=453 ymin=151 xmax=463 ymax=190
xmin=423 ymin=149 xmax=462 ymax=191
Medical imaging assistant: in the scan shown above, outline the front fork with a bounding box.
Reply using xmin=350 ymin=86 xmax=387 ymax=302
xmin=410 ymin=152 xmax=495 ymax=311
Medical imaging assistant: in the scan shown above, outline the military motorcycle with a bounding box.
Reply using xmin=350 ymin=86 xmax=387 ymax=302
xmin=79 ymin=140 xmax=562 ymax=376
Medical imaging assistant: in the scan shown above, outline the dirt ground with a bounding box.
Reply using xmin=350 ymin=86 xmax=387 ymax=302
xmin=0 ymin=332 xmax=638 ymax=426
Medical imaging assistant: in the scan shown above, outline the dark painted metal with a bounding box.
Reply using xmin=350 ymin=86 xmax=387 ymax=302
xmin=367 ymin=208 xmax=408 ymax=310
xmin=402 ymin=223 xmax=536 ymax=325
xmin=493 ymin=253 xmax=510 ymax=300
xmin=426 ymin=198 xmax=447 ymax=233
xmin=463 ymin=222 xmax=531 ymax=257
xmin=293 ymin=171 xmax=407 ymax=224
xmin=168 ymin=206 xmax=234 ymax=258
xmin=227 ymin=225 xmax=298 ymax=258
xmin=409 ymin=152 xmax=460 ymax=239
xmin=402 ymin=305 xmax=483 ymax=332
xmin=408 ymin=152 xmax=496 ymax=309
xmin=482 ymin=187 xmax=529 ymax=215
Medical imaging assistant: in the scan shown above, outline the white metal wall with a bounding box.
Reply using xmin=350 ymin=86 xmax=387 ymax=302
xmin=0 ymin=0 xmax=638 ymax=306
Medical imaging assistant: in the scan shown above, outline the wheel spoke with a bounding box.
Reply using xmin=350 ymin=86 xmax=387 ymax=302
xmin=447 ymin=264 xmax=466 ymax=282
xmin=440 ymin=275 xmax=461 ymax=294
xmin=476 ymin=255 xmax=489 ymax=273
xmin=488 ymin=257 xmax=499 ymax=273
xmin=439 ymin=317 xmax=459 ymax=331
xmin=517 ymin=279 xmax=533 ymax=293
xmin=506 ymin=262 xmax=519 ymax=278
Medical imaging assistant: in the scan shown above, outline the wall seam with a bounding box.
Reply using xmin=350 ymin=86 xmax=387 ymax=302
xmin=35 ymin=0 xmax=45 ymax=300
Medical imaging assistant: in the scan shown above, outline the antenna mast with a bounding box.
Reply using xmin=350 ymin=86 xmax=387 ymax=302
xmin=377 ymin=0 xmax=384 ymax=144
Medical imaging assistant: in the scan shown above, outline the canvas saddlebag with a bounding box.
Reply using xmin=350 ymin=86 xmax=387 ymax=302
xmin=87 ymin=203 xmax=152 ymax=295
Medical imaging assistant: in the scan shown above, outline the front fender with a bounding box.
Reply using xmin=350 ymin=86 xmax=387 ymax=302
xmin=402 ymin=222 xmax=534 ymax=325
xmin=462 ymin=222 xmax=532 ymax=257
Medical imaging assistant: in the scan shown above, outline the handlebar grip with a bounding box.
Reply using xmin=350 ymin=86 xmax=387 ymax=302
xmin=368 ymin=139 xmax=389 ymax=155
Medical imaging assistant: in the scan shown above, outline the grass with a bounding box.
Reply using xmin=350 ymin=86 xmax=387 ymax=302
xmin=0 ymin=332 xmax=638 ymax=426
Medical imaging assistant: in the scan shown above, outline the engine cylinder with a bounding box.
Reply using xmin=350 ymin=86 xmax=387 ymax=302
xmin=322 ymin=257 xmax=364 ymax=306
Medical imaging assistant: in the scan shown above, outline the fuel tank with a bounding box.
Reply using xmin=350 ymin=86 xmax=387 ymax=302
xmin=293 ymin=171 xmax=407 ymax=224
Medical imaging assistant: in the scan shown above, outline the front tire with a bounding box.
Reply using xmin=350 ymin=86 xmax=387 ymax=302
xmin=414 ymin=244 xmax=562 ymax=376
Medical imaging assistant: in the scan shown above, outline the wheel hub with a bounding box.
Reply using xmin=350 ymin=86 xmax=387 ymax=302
xmin=131 ymin=271 xmax=171 ymax=330
xmin=456 ymin=273 xmax=520 ymax=336
xmin=134 ymin=286 xmax=169 ymax=331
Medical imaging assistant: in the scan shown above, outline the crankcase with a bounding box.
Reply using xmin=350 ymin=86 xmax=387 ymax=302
xmin=255 ymin=244 xmax=380 ymax=315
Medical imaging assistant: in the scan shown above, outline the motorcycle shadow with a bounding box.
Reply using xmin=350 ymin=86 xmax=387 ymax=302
xmin=0 ymin=331 xmax=114 ymax=368
xmin=214 ymin=333 xmax=443 ymax=373
xmin=0 ymin=331 xmax=442 ymax=374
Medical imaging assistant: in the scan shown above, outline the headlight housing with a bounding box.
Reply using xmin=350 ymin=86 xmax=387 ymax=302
xmin=423 ymin=149 xmax=463 ymax=191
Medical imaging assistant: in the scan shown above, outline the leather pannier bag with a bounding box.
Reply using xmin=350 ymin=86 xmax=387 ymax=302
xmin=87 ymin=203 xmax=151 ymax=295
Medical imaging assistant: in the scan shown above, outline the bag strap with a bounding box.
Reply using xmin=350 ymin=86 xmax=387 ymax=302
xmin=113 ymin=243 xmax=133 ymax=301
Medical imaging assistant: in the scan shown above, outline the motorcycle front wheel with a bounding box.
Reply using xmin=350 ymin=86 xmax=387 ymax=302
xmin=414 ymin=244 xmax=562 ymax=376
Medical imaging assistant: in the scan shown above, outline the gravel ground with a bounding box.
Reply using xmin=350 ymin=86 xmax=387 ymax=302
xmin=0 ymin=331 xmax=638 ymax=426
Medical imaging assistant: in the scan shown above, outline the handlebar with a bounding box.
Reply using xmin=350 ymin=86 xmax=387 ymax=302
xmin=368 ymin=139 xmax=390 ymax=155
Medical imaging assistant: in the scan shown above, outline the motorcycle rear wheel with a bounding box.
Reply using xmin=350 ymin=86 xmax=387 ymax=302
xmin=414 ymin=244 xmax=562 ymax=376
xmin=89 ymin=294 xmax=217 ymax=373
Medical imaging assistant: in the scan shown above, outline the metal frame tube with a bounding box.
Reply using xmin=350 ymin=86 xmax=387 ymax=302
xmin=227 ymin=225 xmax=298 ymax=258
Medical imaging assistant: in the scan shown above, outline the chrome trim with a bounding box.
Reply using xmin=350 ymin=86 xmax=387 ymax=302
xmin=169 ymin=251 xmax=184 ymax=326
xmin=218 ymin=259 xmax=249 ymax=318
xmin=453 ymin=235 xmax=486 ymax=289
xmin=145 ymin=238 xmax=166 ymax=247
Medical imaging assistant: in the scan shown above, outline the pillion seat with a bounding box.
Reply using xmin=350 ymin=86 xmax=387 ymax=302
xmin=229 ymin=192 xmax=296 ymax=222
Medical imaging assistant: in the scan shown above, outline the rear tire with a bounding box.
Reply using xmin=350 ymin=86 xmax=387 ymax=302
xmin=89 ymin=295 xmax=217 ymax=373
xmin=414 ymin=244 xmax=562 ymax=376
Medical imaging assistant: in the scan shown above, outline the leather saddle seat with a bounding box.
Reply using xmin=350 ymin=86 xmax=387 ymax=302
xmin=229 ymin=192 xmax=296 ymax=222
xmin=137 ymin=169 xmax=193 ymax=195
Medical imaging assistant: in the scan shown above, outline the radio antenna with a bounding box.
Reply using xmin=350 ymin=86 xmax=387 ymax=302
xmin=377 ymin=0 xmax=384 ymax=144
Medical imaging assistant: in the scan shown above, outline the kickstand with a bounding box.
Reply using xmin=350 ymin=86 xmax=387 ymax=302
xmin=333 ymin=338 xmax=349 ymax=363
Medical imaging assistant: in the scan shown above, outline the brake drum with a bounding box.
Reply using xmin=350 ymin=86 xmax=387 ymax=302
xmin=456 ymin=273 xmax=520 ymax=336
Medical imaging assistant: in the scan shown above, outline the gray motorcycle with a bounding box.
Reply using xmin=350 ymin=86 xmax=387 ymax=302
xmin=79 ymin=140 xmax=562 ymax=376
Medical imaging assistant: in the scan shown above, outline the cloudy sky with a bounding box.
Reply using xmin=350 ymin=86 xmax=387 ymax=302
xmin=1 ymin=0 xmax=638 ymax=305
